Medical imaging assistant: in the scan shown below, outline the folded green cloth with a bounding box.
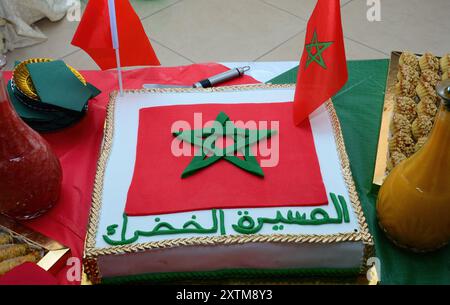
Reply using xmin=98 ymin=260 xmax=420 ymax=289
xmin=8 ymin=80 xmax=85 ymax=133
xmin=7 ymin=80 xmax=50 ymax=121
xmin=86 ymin=83 xmax=102 ymax=98
xmin=27 ymin=60 xmax=92 ymax=112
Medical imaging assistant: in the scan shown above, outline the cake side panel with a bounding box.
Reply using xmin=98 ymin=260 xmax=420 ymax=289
xmin=97 ymin=241 xmax=364 ymax=280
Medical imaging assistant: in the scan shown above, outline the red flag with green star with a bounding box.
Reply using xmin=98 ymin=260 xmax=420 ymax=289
xmin=293 ymin=0 xmax=348 ymax=125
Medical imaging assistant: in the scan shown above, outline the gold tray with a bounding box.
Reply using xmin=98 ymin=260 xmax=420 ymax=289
xmin=373 ymin=51 xmax=399 ymax=186
xmin=12 ymin=58 xmax=86 ymax=101
xmin=373 ymin=51 xmax=443 ymax=186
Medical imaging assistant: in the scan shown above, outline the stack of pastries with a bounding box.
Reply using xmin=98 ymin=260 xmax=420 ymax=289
xmin=0 ymin=233 xmax=42 ymax=276
xmin=388 ymin=51 xmax=448 ymax=171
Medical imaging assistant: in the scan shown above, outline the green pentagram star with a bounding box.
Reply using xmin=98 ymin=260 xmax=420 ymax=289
xmin=305 ymin=29 xmax=333 ymax=69
xmin=173 ymin=112 xmax=277 ymax=178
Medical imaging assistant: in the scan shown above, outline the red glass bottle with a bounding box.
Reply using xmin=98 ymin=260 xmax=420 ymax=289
xmin=0 ymin=71 xmax=62 ymax=219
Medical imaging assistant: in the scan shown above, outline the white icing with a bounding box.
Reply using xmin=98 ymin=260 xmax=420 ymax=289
xmin=220 ymin=61 xmax=298 ymax=83
xmin=95 ymin=87 xmax=360 ymax=248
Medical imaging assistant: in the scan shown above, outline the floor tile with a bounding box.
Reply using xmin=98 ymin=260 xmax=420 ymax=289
xmin=257 ymin=30 xmax=387 ymax=62
xmin=142 ymin=0 xmax=306 ymax=63
xmin=59 ymin=50 xmax=99 ymax=70
xmin=262 ymin=0 xmax=353 ymax=20
xmin=4 ymin=16 xmax=81 ymax=70
xmin=131 ymin=0 xmax=181 ymax=19
xmin=3 ymin=1 xmax=89 ymax=70
xmin=342 ymin=0 xmax=450 ymax=56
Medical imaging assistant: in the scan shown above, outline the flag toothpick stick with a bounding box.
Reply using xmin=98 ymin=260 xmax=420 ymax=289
xmin=108 ymin=0 xmax=124 ymax=96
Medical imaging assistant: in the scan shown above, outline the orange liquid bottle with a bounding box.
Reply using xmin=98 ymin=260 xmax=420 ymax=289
xmin=377 ymin=80 xmax=450 ymax=252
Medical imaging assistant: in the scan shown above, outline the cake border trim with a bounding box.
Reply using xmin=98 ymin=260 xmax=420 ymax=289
xmin=82 ymin=84 xmax=374 ymax=283
xmin=101 ymin=267 xmax=361 ymax=285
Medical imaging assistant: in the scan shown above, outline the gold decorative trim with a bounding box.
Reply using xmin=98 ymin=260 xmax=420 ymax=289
xmin=325 ymin=101 xmax=374 ymax=246
xmin=84 ymin=91 xmax=117 ymax=252
xmin=83 ymin=85 xmax=374 ymax=283
xmin=86 ymin=232 xmax=363 ymax=257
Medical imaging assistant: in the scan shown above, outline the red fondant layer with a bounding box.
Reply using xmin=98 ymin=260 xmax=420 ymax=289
xmin=125 ymin=102 xmax=327 ymax=216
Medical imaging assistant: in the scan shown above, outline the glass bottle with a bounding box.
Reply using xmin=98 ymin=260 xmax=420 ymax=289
xmin=377 ymin=79 xmax=450 ymax=252
xmin=0 ymin=60 xmax=62 ymax=220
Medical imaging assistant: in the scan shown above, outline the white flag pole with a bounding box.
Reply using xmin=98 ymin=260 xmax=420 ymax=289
xmin=107 ymin=0 xmax=124 ymax=96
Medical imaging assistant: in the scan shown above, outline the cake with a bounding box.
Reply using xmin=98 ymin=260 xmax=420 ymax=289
xmin=390 ymin=113 xmax=412 ymax=134
xmin=399 ymin=51 xmax=420 ymax=71
xmin=441 ymin=53 xmax=450 ymax=71
xmin=395 ymin=78 xmax=416 ymax=97
xmin=416 ymin=80 xmax=438 ymax=100
xmin=412 ymin=114 xmax=434 ymax=140
xmin=418 ymin=52 xmax=440 ymax=72
xmin=420 ymin=69 xmax=441 ymax=87
xmin=417 ymin=97 xmax=438 ymax=118
xmin=83 ymin=85 xmax=374 ymax=284
xmin=394 ymin=96 xmax=417 ymax=123
xmin=397 ymin=65 xmax=419 ymax=85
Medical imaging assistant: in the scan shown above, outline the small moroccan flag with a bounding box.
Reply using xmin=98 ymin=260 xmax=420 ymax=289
xmin=71 ymin=0 xmax=160 ymax=70
xmin=293 ymin=0 xmax=348 ymax=125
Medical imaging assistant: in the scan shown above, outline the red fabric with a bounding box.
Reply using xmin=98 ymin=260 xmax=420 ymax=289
xmin=2 ymin=63 xmax=258 ymax=284
xmin=0 ymin=263 xmax=58 ymax=285
xmin=293 ymin=0 xmax=347 ymax=125
xmin=126 ymin=102 xmax=327 ymax=216
xmin=71 ymin=0 xmax=160 ymax=70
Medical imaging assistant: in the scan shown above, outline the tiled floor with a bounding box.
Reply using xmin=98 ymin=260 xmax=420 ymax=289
xmin=4 ymin=0 xmax=450 ymax=70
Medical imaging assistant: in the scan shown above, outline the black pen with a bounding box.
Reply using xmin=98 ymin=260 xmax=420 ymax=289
xmin=143 ymin=66 xmax=251 ymax=89
xmin=193 ymin=66 xmax=250 ymax=88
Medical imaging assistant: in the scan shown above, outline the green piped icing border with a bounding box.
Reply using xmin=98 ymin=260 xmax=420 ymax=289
xmin=102 ymin=267 xmax=360 ymax=284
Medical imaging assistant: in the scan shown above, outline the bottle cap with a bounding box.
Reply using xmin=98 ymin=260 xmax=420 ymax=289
xmin=437 ymin=79 xmax=450 ymax=109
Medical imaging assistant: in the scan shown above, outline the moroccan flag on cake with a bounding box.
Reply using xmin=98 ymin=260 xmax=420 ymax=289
xmin=125 ymin=102 xmax=328 ymax=216
xmin=293 ymin=0 xmax=348 ymax=125
xmin=71 ymin=0 xmax=160 ymax=70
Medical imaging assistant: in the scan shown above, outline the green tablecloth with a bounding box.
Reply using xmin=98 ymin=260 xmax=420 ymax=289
xmin=268 ymin=59 xmax=450 ymax=285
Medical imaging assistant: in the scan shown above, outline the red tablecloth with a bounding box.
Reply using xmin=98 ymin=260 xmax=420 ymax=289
xmin=2 ymin=63 xmax=259 ymax=284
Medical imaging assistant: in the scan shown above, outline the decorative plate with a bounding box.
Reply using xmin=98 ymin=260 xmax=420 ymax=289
xmin=12 ymin=58 xmax=86 ymax=101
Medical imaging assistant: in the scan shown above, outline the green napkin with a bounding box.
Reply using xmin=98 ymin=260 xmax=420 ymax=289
xmin=7 ymin=80 xmax=86 ymax=132
xmin=87 ymin=83 xmax=102 ymax=98
xmin=7 ymin=80 xmax=50 ymax=121
xmin=26 ymin=60 xmax=92 ymax=112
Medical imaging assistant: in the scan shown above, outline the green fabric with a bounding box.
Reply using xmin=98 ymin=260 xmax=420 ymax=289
xmin=175 ymin=111 xmax=275 ymax=178
xmin=103 ymin=267 xmax=360 ymax=284
xmin=27 ymin=60 xmax=92 ymax=112
xmin=268 ymin=59 xmax=450 ymax=285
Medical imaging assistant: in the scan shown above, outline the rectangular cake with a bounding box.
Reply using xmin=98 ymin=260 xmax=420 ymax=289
xmin=83 ymin=84 xmax=374 ymax=284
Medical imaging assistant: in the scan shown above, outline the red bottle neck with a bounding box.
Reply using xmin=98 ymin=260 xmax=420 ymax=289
xmin=0 ymin=83 xmax=41 ymax=160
